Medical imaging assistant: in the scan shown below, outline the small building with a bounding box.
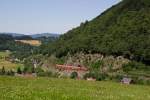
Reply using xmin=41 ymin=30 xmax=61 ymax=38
xmin=56 ymin=64 xmax=88 ymax=72
xmin=55 ymin=64 xmax=89 ymax=78
xmin=121 ymin=77 xmax=132 ymax=84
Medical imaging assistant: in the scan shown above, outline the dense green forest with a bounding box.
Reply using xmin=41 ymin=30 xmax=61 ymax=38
xmin=0 ymin=34 xmax=58 ymax=59
xmin=0 ymin=34 xmax=35 ymax=59
xmin=39 ymin=0 xmax=150 ymax=65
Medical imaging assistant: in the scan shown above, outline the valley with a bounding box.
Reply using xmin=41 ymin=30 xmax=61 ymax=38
xmin=0 ymin=0 xmax=150 ymax=99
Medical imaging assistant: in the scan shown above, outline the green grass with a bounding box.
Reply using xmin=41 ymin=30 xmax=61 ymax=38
xmin=0 ymin=60 xmax=23 ymax=71
xmin=0 ymin=76 xmax=149 ymax=100
xmin=127 ymin=71 xmax=150 ymax=77
xmin=0 ymin=52 xmax=10 ymax=57
xmin=0 ymin=52 xmax=23 ymax=71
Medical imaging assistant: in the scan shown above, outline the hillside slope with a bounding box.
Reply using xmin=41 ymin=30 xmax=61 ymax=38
xmin=42 ymin=0 xmax=150 ymax=64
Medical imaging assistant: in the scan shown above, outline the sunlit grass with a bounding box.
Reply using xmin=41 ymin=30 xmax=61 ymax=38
xmin=0 ymin=52 xmax=10 ymax=57
xmin=0 ymin=76 xmax=149 ymax=100
xmin=0 ymin=52 xmax=23 ymax=71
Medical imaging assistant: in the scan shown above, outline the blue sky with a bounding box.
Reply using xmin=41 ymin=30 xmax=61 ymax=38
xmin=0 ymin=0 xmax=121 ymax=34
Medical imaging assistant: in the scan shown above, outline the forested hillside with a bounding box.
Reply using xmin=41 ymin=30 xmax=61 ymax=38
xmin=0 ymin=34 xmax=34 ymax=59
xmin=40 ymin=0 xmax=150 ymax=65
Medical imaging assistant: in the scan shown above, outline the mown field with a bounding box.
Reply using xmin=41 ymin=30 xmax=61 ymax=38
xmin=0 ymin=76 xmax=149 ymax=100
xmin=15 ymin=40 xmax=41 ymax=46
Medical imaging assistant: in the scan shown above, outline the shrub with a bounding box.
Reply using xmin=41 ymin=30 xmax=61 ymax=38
xmin=1 ymin=66 xmax=6 ymax=75
xmin=70 ymin=72 xmax=78 ymax=79
xmin=17 ymin=67 xmax=22 ymax=74
xmin=90 ymin=60 xmax=103 ymax=71
xmin=37 ymin=71 xmax=53 ymax=77
xmin=35 ymin=67 xmax=44 ymax=73
xmin=122 ymin=61 xmax=147 ymax=72
xmin=96 ymin=73 xmax=108 ymax=81
xmin=23 ymin=66 xmax=28 ymax=73
xmin=23 ymin=66 xmax=35 ymax=74
xmin=6 ymin=70 xmax=15 ymax=76
xmin=114 ymin=74 xmax=124 ymax=82
xmin=84 ymin=72 xmax=107 ymax=81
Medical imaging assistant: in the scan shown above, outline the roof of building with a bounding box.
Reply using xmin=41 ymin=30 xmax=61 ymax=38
xmin=56 ymin=64 xmax=88 ymax=71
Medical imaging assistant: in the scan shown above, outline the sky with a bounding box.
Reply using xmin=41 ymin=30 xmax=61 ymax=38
xmin=0 ymin=0 xmax=121 ymax=34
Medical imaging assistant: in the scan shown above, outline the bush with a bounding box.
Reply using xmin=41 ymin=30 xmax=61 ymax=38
xmin=23 ymin=67 xmax=28 ymax=73
xmin=90 ymin=60 xmax=103 ymax=71
xmin=84 ymin=72 xmax=107 ymax=81
xmin=114 ymin=74 xmax=124 ymax=82
xmin=17 ymin=67 xmax=22 ymax=74
xmin=6 ymin=70 xmax=15 ymax=76
xmin=70 ymin=72 xmax=78 ymax=79
xmin=122 ymin=61 xmax=147 ymax=72
xmin=96 ymin=73 xmax=108 ymax=81
xmin=23 ymin=66 xmax=35 ymax=74
xmin=35 ymin=67 xmax=44 ymax=73
xmin=1 ymin=66 xmax=6 ymax=75
xmin=84 ymin=73 xmax=96 ymax=79
xmin=37 ymin=71 xmax=53 ymax=77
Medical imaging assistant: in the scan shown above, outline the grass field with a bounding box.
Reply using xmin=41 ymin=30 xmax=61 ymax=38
xmin=0 ymin=52 xmax=23 ymax=71
xmin=0 ymin=76 xmax=149 ymax=100
xmin=0 ymin=52 xmax=10 ymax=57
xmin=0 ymin=60 xmax=23 ymax=71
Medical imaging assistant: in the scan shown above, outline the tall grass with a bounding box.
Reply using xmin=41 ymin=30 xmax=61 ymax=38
xmin=0 ymin=76 xmax=149 ymax=100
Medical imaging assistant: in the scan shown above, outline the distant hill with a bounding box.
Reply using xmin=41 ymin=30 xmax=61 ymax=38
xmin=0 ymin=33 xmax=24 ymax=37
xmin=0 ymin=33 xmax=60 ymax=39
xmin=31 ymin=33 xmax=60 ymax=38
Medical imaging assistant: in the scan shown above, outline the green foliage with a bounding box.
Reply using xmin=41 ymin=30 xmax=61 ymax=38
xmin=6 ymin=70 xmax=15 ymax=76
xmin=35 ymin=67 xmax=44 ymax=73
xmin=122 ymin=61 xmax=149 ymax=72
xmin=113 ymin=74 xmax=124 ymax=82
xmin=0 ymin=67 xmax=15 ymax=76
xmin=38 ymin=0 xmax=150 ymax=67
xmin=35 ymin=67 xmax=49 ymax=77
xmin=17 ymin=67 xmax=22 ymax=74
xmin=0 ymin=34 xmax=35 ymax=60
xmin=1 ymin=66 xmax=5 ymax=75
xmin=37 ymin=71 xmax=53 ymax=77
xmin=22 ymin=66 xmax=35 ymax=74
xmin=84 ymin=72 xmax=108 ymax=81
xmin=35 ymin=67 xmax=58 ymax=77
xmin=90 ymin=60 xmax=103 ymax=71
xmin=56 ymin=58 xmax=65 ymax=65
xmin=131 ymin=76 xmax=150 ymax=85
xmin=70 ymin=72 xmax=78 ymax=79
xmin=84 ymin=72 xmax=96 ymax=79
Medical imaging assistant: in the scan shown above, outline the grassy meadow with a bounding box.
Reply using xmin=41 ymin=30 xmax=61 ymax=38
xmin=0 ymin=52 xmax=23 ymax=71
xmin=0 ymin=52 xmax=10 ymax=57
xmin=0 ymin=76 xmax=149 ymax=100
